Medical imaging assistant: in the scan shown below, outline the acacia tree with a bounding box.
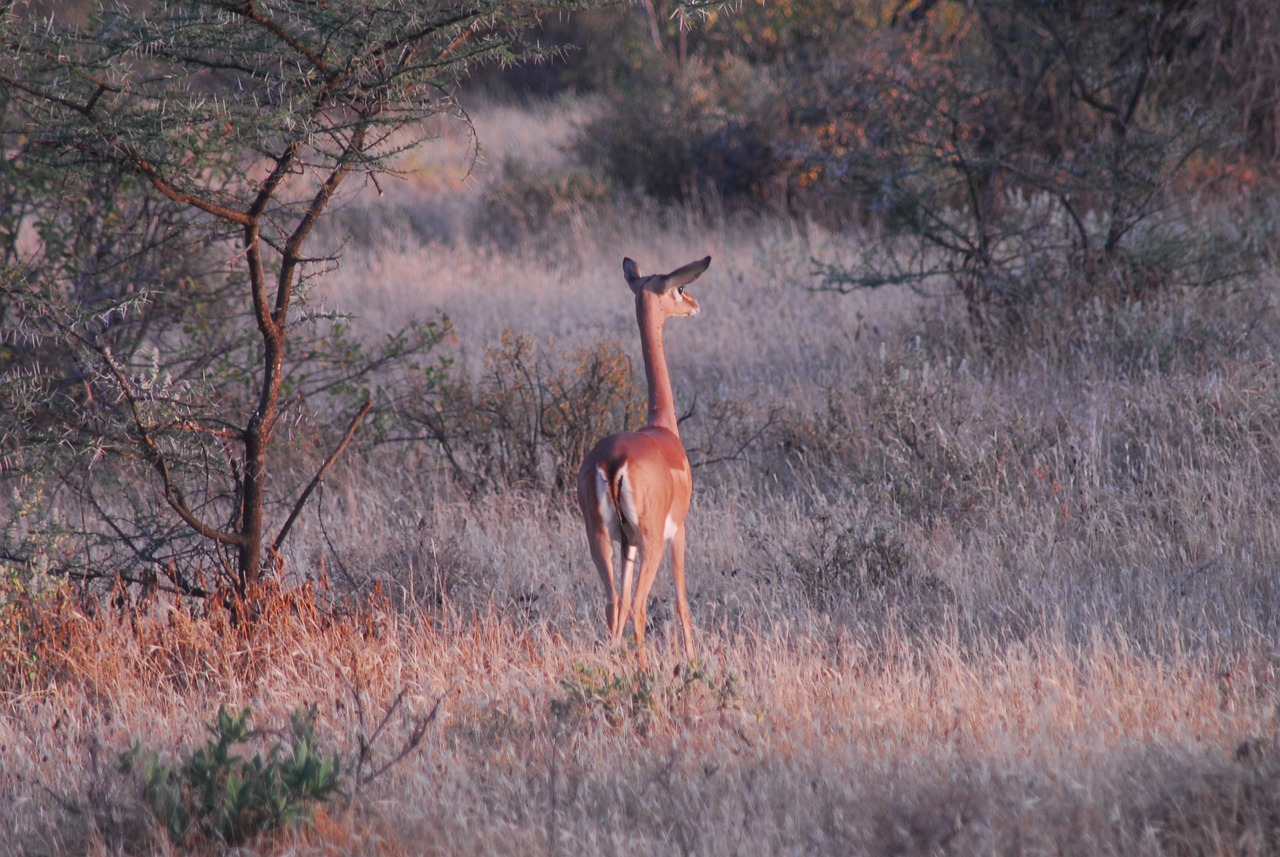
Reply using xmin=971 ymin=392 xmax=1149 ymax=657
xmin=0 ymin=0 xmax=595 ymax=598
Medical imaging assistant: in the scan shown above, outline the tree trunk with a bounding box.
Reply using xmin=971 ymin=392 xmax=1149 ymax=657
xmin=237 ymin=224 xmax=289 ymax=594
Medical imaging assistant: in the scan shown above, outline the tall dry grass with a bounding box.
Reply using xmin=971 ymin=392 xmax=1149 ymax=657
xmin=3 ymin=590 xmax=1277 ymax=854
xmin=4 ymin=96 xmax=1280 ymax=855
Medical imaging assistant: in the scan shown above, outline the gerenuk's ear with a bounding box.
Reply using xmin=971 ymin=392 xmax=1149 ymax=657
xmin=664 ymin=256 xmax=711 ymax=290
xmin=623 ymin=257 xmax=642 ymax=292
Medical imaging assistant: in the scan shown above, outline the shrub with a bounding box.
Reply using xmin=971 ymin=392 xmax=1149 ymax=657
xmin=785 ymin=511 xmax=921 ymax=611
xmin=415 ymin=330 xmax=644 ymax=494
xmin=575 ymin=56 xmax=789 ymax=209
xmin=791 ymin=0 xmax=1261 ymax=341
xmin=119 ymin=706 xmax=345 ymax=848
xmin=550 ymin=661 xmax=741 ymax=733
xmin=474 ymin=159 xmax=615 ymax=246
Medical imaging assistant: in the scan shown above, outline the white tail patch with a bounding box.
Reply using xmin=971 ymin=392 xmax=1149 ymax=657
xmin=615 ymin=463 xmax=640 ymax=532
xmin=595 ymin=466 xmax=622 ymax=544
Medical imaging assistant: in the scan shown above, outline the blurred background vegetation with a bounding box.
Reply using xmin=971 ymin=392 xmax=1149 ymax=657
xmin=552 ymin=0 xmax=1277 ymax=330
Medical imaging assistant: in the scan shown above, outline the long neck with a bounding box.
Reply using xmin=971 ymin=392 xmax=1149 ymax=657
xmin=636 ymin=298 xmax=678 ymax=434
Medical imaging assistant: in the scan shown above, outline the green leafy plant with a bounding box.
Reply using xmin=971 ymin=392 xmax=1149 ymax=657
xmin=552 ymin=663 xmax=655 ymax=728
xmin=119 ymin=705 xmax=344 ymax=848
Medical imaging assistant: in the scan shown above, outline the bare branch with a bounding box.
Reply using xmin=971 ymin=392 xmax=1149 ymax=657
xmin=92 ymin=342 xmax=242 ymax=549
xmin=271 ymin=400 xmax=372 ymax=556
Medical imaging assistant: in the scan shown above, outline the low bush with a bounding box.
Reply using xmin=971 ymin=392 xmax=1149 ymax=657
xmin=414 ymin=330 xmax=644 ymax=494
xmin=550 ymin=661 xmax=741 ymax=734
xmin=120 ymin=706 xmax=345 ymax=849
xmin=475 ymin=160 xmax=615 ymax=246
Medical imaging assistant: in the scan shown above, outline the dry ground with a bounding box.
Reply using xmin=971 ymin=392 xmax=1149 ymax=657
xmin=4 ymin=96 xmax=1280 ymax=855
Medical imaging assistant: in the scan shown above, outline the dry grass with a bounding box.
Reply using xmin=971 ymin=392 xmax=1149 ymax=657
xmin=3 ymin=590 xmax=1278 ymax=855
xmin=5 ymin=97 xmax=1280 ymax=855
